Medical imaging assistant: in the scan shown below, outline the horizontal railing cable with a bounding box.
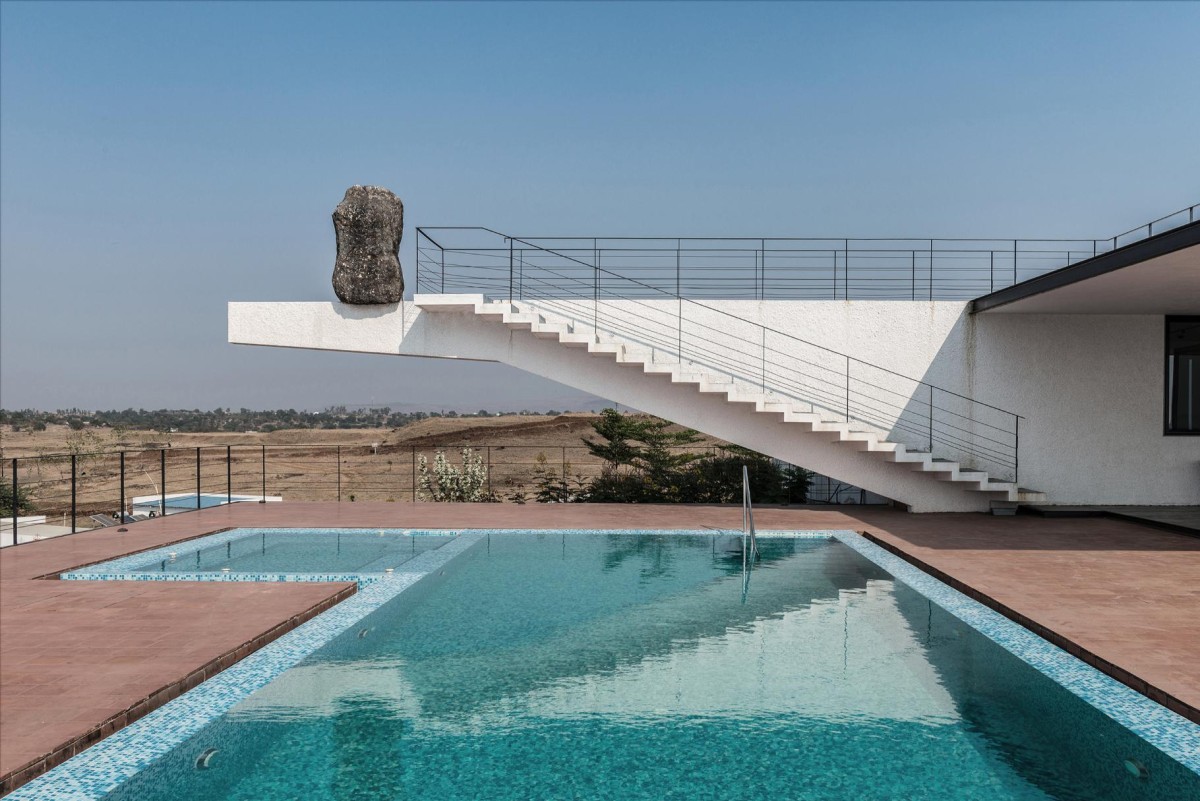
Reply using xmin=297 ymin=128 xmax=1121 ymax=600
xmin=415 ymin=226 xmax=1032 ymax=480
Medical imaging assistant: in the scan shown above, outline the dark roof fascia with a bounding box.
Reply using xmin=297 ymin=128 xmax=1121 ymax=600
xmin=969 ymin=220 xmax=1200 ymax=314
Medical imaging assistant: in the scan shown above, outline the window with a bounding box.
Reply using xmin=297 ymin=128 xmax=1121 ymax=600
xmin=1165 ymin=316 xmax=1200 ymax=435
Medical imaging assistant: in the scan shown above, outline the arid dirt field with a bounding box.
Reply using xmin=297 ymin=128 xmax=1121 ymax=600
xmin=3 ymin=416 xmax=731 ymax=524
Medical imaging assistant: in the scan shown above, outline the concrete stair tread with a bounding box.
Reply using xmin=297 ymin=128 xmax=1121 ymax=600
xmin=454 ymin=296 xmax=1038 ymax=508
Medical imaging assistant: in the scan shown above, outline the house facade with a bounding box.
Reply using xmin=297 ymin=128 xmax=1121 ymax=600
xmin=229 ymin=206 xmax=1199 ymax=512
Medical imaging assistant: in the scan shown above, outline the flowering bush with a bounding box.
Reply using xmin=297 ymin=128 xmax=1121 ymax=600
xmin=416 ymin=448 xmax=493 ymax=502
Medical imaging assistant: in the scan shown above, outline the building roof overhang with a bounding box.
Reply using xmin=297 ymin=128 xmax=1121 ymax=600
xmin=970 ymin=220 xmax=1200 ymax=314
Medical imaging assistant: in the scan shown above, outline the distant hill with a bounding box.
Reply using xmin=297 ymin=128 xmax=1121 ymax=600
xmin=341 ymin=391 xmax=615 ymax=414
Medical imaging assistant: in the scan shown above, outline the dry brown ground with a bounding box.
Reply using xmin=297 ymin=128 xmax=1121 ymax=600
xmin=3 ymin=416 xmax=730 ymax=523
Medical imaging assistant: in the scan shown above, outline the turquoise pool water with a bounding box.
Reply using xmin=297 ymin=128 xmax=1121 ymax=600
xmin=101 ymin=532 xmax=1198 ymax=800
xmin=118 ymin=528 xmax=456 ymax=574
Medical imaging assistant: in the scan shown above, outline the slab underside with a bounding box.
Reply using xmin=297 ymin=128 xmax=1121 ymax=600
xmin=2 ymin=502 xmax=1197 ymax=792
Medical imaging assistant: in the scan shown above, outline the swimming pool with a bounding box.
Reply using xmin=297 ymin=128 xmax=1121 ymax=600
xmin=28 ymin=530 xmax=1200 ymax=800
xmin=66 ymin=528 xmax=457 ymax=575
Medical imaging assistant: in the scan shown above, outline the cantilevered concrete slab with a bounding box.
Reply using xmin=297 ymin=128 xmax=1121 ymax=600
xmin=971 ymin=220 xmax=1200 ymax=314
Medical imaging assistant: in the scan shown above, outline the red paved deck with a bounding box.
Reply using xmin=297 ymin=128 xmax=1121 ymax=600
xmin=2 ymin=502 xmax=1198 ymax=793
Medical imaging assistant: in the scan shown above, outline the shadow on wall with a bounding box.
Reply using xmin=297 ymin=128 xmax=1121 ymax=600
xmin=916 ymin=310 xmax=1191 ymax=506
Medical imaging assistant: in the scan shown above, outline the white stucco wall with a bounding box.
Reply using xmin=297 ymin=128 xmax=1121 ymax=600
xmin=229 ymin=299 xmax=1199 ymax=508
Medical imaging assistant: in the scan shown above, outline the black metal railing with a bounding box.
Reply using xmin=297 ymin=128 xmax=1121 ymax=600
xmin=415 ymin=227 xmax=1024 ymax=482
xmin=415 ymin=203 xmax=1197 ymax=302
xmin=0 ymin=443 xmax=872 ymax=547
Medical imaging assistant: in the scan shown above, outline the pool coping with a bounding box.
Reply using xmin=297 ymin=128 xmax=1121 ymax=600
xmin=7 ymin=528 xmax=1199 ymax=799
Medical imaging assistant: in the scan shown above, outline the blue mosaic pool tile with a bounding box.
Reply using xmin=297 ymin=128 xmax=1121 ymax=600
xmin=61 ymin=572 xmax=371 ymax=585
xmin=12 ymin=531 xmax=486 ymax=801
xmin=17 ymin=527 xmax=1199 ymax=800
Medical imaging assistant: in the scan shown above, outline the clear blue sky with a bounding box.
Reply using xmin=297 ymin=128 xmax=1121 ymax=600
xmin=2 ymin=1 xmax=1197 ymax=411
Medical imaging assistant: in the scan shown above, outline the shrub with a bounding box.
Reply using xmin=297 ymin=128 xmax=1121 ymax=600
xmin=417 ymin=448 xmax=495 ymax=502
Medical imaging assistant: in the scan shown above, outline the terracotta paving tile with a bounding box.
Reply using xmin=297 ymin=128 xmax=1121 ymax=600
xmin=2 ymin=501 xmax=1198 ymax=793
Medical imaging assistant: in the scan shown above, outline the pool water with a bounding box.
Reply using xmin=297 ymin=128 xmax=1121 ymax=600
xmin=122 ymin=528 xmax=456 ymax=574
xmin=103 ymin=533 xmax=1198 ymax=800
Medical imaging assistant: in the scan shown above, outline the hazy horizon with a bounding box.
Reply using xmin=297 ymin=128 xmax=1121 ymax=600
xmin=1 ymin=393 xmax=614 ymax=415
xmin=3 ymin=2 xmax=1198 ymax=411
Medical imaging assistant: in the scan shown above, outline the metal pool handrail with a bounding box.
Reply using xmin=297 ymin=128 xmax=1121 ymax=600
xmin=743 ymin=465 xmax=758 ymax=563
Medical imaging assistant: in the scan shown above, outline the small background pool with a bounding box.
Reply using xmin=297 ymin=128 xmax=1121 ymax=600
xmin=115 ymin=528 xmax=456 ymax=574
xmin=104 ymin=532 xmax=1197 ymax=801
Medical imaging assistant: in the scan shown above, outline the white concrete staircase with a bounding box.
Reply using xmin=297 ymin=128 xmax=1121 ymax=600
xmin=415 ymin=294 xmax=1046 ymax=510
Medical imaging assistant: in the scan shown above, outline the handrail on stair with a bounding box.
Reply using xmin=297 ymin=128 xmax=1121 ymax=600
xmin=415 ymin=226 xmax=1025 ymax=483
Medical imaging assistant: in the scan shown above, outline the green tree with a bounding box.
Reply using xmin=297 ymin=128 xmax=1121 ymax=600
xmin=0 ymin=481 xmax=32 ymax=516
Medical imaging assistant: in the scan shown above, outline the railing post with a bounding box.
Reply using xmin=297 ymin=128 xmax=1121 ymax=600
xmin=1013 ymin=239 xmax=1018 ymax=286
xmin=71 ymin=454 xmax=77 ymax=533
xmin=760 ymin=239 xmax=766 ymax=300
xmin=508 ymin=238 xmax=514 ymax=303
xmin=911 ymin=251 xmax=916 ymax=300
xmin=989 ymin=251 xmax=995 ymax=292
xmin=196 ymin=447 xmax=201 ymax=509
xmin=11 ymin=459 xmax=18 ymax=546
xmin=337 ymin=445 xmax=341 ymax=502
xmin=676 ymin=240 xmax=682 ymax=358
xmin=844 ymin=238 xmax=849 ymax=299
xmin=226 ymin=445 xmax=231 ymax=503
xmin=831 ymin=248 xmax=837 ymax=300
xmin=594 ymin=239 xmax=600 ymax=340
xmin=260 ymin=444 xmax=266 ymax=503
xmin=761 ymin=328 xmax=767 ymax=391
xmin=844 ymin=356 xmax=850 ymax=421
xmin=929 ymin=239 xmax=934 ymax=301
xmin=440 ymin=246 xmax=445 ymax=294
xmin=119 ymin=451 xmax=125 ymax=522
xmin=928 ymin=386 xmax=935 ymax=454
xmin=1014 ymin=416 xmax=1020 ymax=487
xmin=160 ymin=449 xmax=166 ymax=516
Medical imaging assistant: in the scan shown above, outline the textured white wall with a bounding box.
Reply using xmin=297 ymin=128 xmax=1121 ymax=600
xmin=229 ymin=299 xmax=1200 ymax=507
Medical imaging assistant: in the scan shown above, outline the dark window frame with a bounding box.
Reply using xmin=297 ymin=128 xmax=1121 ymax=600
xmin=1164 ymin=315 xmax=1200 ymax=436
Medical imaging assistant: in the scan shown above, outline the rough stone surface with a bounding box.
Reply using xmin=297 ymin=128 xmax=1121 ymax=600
xmin=332 ymin=185 xmax=404 ymax=304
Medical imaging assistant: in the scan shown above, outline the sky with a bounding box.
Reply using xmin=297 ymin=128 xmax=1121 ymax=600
xmin=2 ymin=1 xmax=1198 ymax=412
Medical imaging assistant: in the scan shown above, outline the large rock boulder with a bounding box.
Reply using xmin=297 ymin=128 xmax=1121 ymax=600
xmin=331 ymin=185 xmax=405 ymax=304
